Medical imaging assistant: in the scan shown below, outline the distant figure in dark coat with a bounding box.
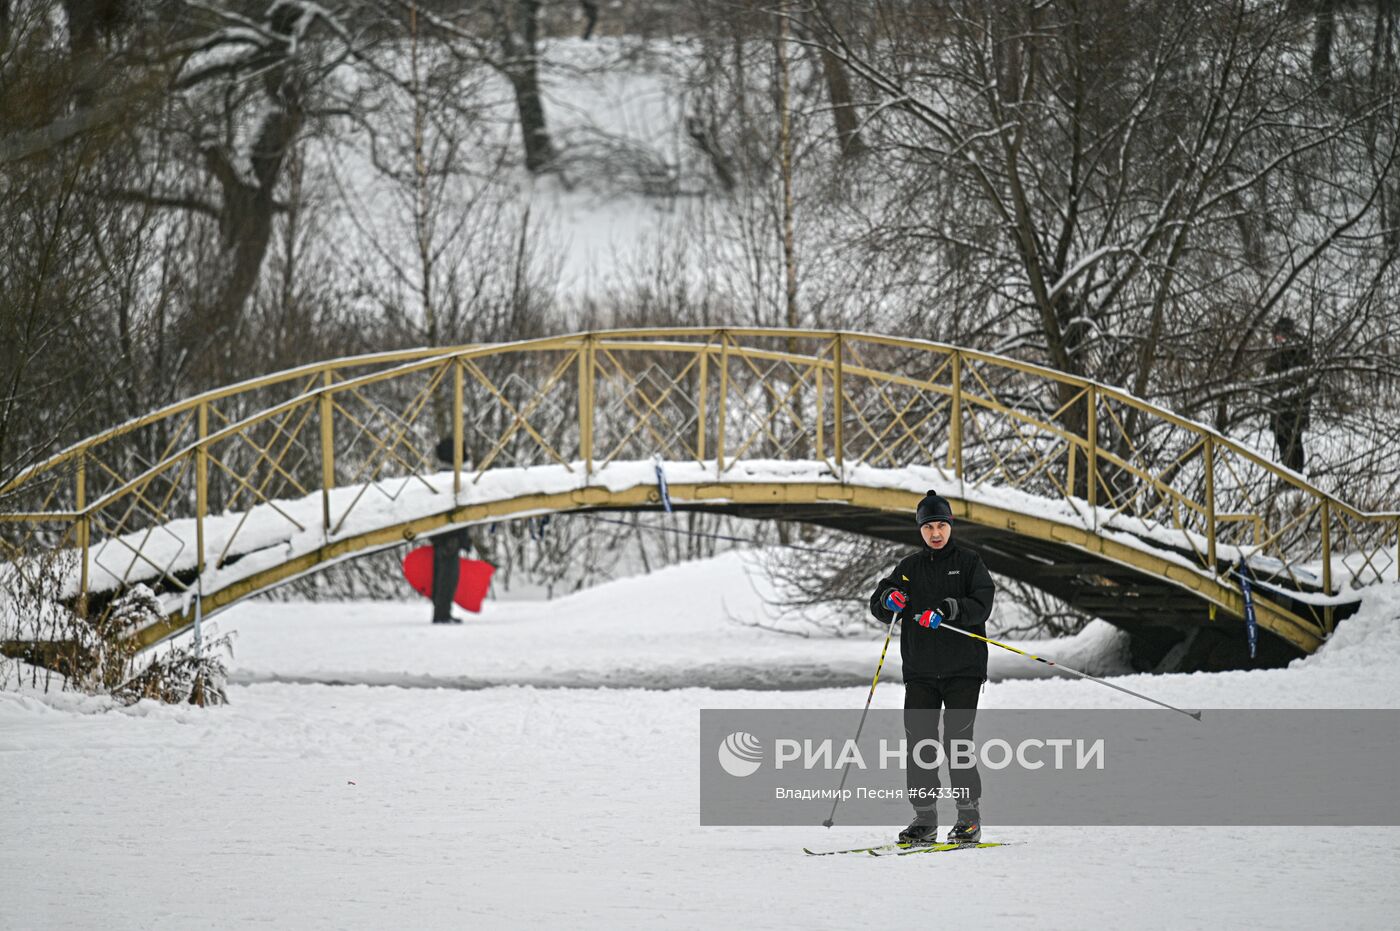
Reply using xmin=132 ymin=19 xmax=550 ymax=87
xmin=430 ymin=435 xmax=475 ymax=624
xmin=1264 ymin=316 xmax=1312 ymax=474
xmin=429 ymin=527 xmax=475 ymax=624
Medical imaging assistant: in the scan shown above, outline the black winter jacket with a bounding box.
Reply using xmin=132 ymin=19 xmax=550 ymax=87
xmin=869 ymin=540 xmax=996 ymax=681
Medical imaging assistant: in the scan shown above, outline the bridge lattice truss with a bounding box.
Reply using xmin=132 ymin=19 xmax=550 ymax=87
xmin=1 ymin=329 xmax=1396 ymax=654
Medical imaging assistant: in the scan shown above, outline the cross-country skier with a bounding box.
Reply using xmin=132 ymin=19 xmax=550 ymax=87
xmin=869 ymin=490 xmax=996 ymax=845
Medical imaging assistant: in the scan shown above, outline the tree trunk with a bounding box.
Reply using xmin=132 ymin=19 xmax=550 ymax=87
xmin=510 ymin=72 xmax=556 ymax=173
xmin=1312 ymin=0 xmax=1337 ymax=88
xmin=819 ymin=47 xmax=866 ymax=158
xmin=503 ymin=0 xmax=556 ymax=174
xmin=194 ymin=96 xmax=303 ymax=381
xmin=776 ymin=5 xmax=799 ymax=330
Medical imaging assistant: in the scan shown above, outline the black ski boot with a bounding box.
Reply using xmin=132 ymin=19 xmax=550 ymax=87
xmin=947 ymin=801 xmax=981 ymax=844
xmin=898 ymin=808 xmax=939 ymax=845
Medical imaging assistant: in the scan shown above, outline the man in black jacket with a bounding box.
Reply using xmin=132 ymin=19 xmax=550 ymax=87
xmin=870 ymin=490 xmax=996 ymax=845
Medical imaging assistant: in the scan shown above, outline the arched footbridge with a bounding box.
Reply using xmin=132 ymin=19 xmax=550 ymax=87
xmin=2 ymin=329 xmax=1396 ymax=669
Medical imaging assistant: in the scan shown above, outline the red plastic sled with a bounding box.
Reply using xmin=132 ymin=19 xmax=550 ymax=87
xmin=401 ymin=546 xmax=496 ymax=613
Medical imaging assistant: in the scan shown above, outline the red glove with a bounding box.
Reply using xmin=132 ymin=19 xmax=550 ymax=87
xmin=915 ymin=610 xmax=943 ymax=629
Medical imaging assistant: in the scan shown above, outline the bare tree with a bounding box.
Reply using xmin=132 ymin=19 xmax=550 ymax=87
xmin=805 ymin=1 xmax=1400 ymax=477
xmin=754 ymin=0 xmax=1400 ymax=630
xmin=489 ymin=0 xmax=557 ymax=173
xmin=0 ymin=3 xmax=175 ymax=486
xmin=392 ymin=0 xmax=560 ymax=174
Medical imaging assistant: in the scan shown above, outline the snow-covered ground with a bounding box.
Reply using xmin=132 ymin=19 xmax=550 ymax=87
xmin=3 ymin=553 xmax=1399 ymax=929
xmin=222 ymin=550 xmax=1137 ymax=690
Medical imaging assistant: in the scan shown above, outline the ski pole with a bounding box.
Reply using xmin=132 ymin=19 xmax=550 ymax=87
xmin=937 ymin=619 xmax=1202 ymax=721
xmin=822 ymin=608 xmax=900 ymax=828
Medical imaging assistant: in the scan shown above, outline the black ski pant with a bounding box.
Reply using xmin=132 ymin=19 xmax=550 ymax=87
xmin=1271 ymin=410 xmax=1306 ymax=473
xmin=430 ymin=528 xmax=471 ymax=623
xmin=904 ymin=676 xmax=982 ymax=815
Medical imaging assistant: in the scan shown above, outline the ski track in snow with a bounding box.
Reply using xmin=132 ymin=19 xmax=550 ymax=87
xmin=3 ymin=554 xmax=1399 ymax=929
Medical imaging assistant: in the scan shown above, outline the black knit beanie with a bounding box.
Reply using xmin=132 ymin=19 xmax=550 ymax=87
xmin=915 ymin=490 xmax=953 ymax=526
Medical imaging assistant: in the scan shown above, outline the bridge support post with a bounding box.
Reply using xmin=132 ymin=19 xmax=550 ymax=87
xmin=319 ymin=374 xmax=335 ymax=538
xmin=1087 ymin=385 xmax=1098 ymax=529
xmin=1321 ymin=500 xmax=1334 ymax=634
xmin=697 ymin=349 xmax=708 ymax=462
xmin=579 ymin=337 xmax=594 ymax=479
xmin=950 ymin=351 xmax=963 ymax=481
xmin=76 ymin=453 xmax=88 ymax=618
xmin=452 ymin=359 xmax=464 ymax=501
xmin=194 ymin=402 xmax=209 ymax=648
xmin=718 ymin=335 xmax=729 ymax=476
xmin=1205 ymin=437 xmax=1217 ymax=574
xmin=1067 ymin=441 xmax=1076 ymax=505
xmin=196 ymin=403 xmax=208 ymax=579
xmin=833 ymin=333 xmax=844 ymax=476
